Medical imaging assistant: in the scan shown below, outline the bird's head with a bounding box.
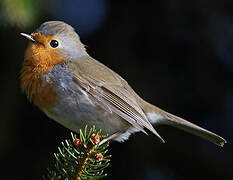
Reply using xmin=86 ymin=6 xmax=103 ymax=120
xmin=21 ymin=21 xmax=87 ymax=73
xmin=20 ymin=21 xmax=88 ymax=102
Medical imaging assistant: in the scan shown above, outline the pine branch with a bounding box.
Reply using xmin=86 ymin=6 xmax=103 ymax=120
xmin=44 ymin=126 xmax=111 ymax=180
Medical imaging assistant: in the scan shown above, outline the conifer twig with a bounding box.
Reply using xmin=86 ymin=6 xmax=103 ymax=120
xmin=44 ymin=126 xmax=111 ymax=180
xmin=75 ymin=134 xmax=99 ymax=180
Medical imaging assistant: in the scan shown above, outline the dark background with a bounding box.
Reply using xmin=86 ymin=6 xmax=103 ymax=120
xmin=0 ymin=0 xmax=232 ymax=179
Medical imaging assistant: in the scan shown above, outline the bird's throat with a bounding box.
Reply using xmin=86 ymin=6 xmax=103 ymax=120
xmin=20 ymin=42 xmax=67 ymax=108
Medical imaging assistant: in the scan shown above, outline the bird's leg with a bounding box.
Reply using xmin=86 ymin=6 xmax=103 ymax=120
xmin=99 ymin=131 xmax=122 ymax=146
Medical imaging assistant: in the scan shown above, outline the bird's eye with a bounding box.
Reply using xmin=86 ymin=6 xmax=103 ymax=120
xmin=50 ymin=40 xmax=59 ymax=48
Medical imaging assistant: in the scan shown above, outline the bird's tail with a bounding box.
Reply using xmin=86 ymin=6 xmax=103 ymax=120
xmin=140 ymin=100 xmax=226 ymax=147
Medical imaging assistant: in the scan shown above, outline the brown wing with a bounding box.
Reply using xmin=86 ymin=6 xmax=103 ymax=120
xmin=68 ymin=56 xmax=163 ymax=141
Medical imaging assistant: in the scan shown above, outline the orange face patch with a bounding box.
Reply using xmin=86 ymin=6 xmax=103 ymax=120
xmin=24 ymin=33 xmax=68 ymax=73
xmin=20 ymin=33 xmax=68 ymax=109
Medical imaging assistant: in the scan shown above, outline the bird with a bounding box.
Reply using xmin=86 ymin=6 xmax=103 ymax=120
xmin=20 ymin=21 xmax=226 ymax=147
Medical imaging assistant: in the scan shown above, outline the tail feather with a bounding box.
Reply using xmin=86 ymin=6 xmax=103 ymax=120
xmin=141 ymin=101 xmax=226 ymax=147
xmin=158 ymin=110 xmax=226 ymax=147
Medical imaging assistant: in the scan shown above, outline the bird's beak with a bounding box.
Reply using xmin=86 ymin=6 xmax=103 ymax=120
xmin=20 ymin=33 xmax=36 ymax=42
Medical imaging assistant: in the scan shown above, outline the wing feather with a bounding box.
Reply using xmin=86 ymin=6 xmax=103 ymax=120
xmin=69 ymin=56 xmax=162 ymax=139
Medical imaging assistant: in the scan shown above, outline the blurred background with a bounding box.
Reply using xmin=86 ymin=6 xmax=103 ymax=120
xmin=0 ymin=0 xmax=232 ymax=179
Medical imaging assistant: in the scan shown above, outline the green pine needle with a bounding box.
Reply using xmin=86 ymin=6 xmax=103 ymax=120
xmin=43 ymin=126 xmax=111 ymax=180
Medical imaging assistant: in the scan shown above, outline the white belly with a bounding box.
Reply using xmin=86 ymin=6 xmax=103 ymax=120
xmin=43 ymin=89 xmax=131 ymax=136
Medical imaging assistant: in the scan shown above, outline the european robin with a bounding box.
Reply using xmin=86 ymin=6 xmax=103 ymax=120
xmin=20 ymin=21 xmax=226 ymax=146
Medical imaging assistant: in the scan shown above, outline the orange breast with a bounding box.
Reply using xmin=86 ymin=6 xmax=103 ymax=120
xmin=20 ymin=55 xmax=60 ymax=109
xmin=33 ymin=82 xmax=58 ymax=109
xmin=20 ymin=34 xmax=68 ymax=109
